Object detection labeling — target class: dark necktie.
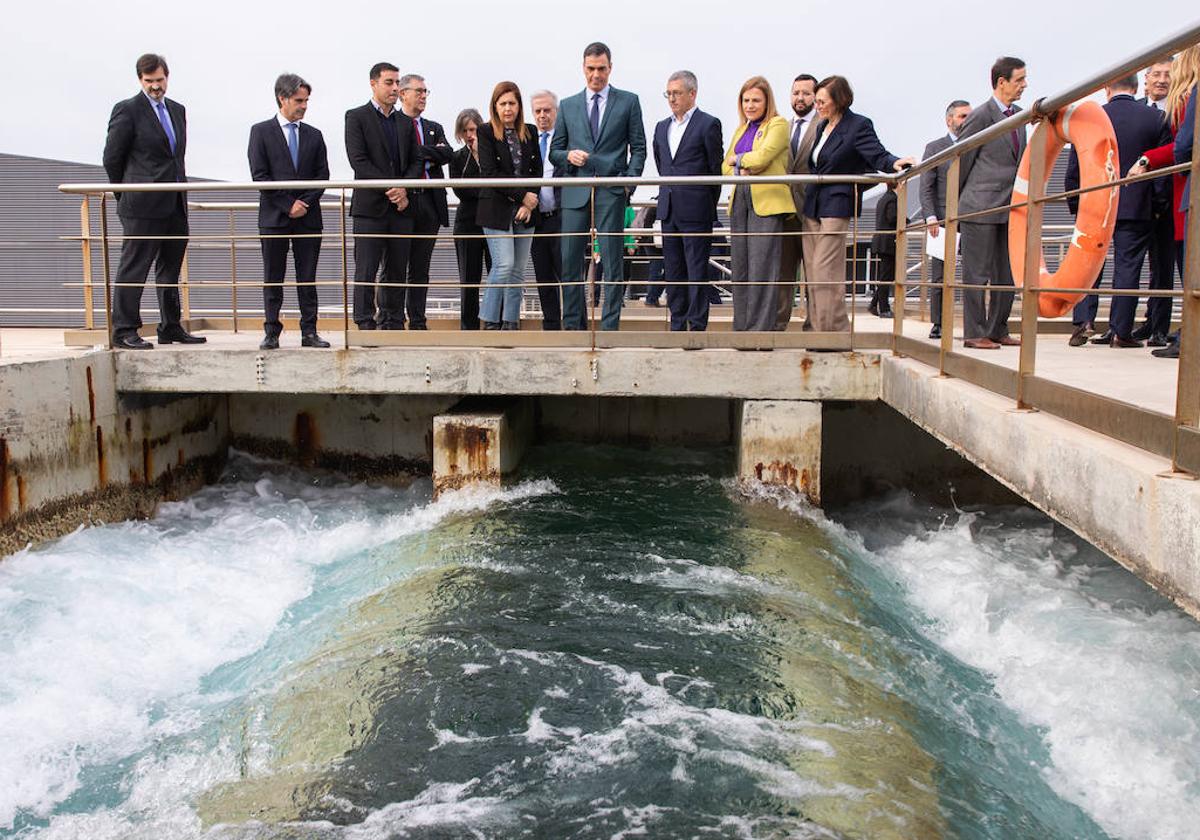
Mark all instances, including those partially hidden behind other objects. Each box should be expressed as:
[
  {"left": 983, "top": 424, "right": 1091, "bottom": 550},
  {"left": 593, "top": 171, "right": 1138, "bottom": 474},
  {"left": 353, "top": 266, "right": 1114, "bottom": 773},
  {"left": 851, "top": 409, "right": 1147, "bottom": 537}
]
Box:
[
  {"left": 1003, "top": 105, "right": 1020, "bottom": 157},
  {"left": 791, "top": 119, "right": 802, "bottom": 158},
  {"left": 155, "top": 102, "right": 176, "bottom": 154},
  {"left": 287, "top": 122, "right": 299, "bottom": 170},
  {"left": 589, "top": 93, "right": 601, "bottom": 142},
  {"left": 414, "top": 118, "right": 429, "bottom": 178}
]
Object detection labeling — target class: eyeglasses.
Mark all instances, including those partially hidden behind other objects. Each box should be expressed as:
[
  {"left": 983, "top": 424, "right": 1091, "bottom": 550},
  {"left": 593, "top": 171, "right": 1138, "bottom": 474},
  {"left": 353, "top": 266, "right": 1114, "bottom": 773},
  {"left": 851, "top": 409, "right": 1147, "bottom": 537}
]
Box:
[
  {"left": 663, "top": 91, "right": 688, "bottom": 100},
  {"left": 405, "top": 88, "right": 430, "bottom": 96}
]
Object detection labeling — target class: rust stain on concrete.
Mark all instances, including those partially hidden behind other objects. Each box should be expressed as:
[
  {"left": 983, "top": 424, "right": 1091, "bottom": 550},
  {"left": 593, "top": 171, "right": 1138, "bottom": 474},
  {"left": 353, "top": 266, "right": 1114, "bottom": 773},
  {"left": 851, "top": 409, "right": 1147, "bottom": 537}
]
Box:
[
  {"left": 0, "top": 437, "right": 9, "bottom": 521},
  {"left": 95, "top": 426, "right": 107, "bottom": 487},
  {"left": 16, "top": 475, "right": 26, "bottom": 513},
  {"left": 143, "top": 438, "right": 153, "bottom": 484},
  {"left": 293, "top": 411, "right": 319, "bottom": 465},
  {"left": 86, "top": 366, "right": 96, "bottom": 424}
]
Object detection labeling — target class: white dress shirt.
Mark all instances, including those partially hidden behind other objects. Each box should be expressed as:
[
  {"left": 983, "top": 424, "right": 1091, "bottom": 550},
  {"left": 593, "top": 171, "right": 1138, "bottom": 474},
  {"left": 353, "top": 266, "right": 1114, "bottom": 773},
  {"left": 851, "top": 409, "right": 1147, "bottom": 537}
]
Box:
[
  {"left": 1147, "top": 96, "right": 1166, "bottom": 111},
  {"left": 538, "top": 128, "right": 556, "bottom": 212},
  {"left": 667, "top": 106, "right": 697, "bottom": 157}
]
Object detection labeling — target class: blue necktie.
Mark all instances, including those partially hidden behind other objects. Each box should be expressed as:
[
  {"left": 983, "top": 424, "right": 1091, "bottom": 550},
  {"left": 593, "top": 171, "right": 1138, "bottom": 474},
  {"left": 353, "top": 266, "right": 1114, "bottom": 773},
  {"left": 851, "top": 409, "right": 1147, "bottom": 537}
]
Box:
[
  {"left": 589, "top": 93, "right": 601, "bottom": 142},
  {"left": 538, "top": 131, "right": 555, "bottom": 212},
  {"left": 287, "top": 122, "right": 299, "bottom": 170},
  {"left": 539, "top": 130, "right": 549, "bottom": 163},
  {"left": 155, "top": 102, "right": 176, "bottom": 154}
]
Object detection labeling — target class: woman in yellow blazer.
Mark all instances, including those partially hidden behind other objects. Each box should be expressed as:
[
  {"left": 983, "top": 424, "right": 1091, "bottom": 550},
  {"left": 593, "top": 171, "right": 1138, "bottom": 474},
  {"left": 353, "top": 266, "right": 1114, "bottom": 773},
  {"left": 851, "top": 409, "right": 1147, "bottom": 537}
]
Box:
[{"left": 722, "top": 76, "right": 795, "bottom": 331}]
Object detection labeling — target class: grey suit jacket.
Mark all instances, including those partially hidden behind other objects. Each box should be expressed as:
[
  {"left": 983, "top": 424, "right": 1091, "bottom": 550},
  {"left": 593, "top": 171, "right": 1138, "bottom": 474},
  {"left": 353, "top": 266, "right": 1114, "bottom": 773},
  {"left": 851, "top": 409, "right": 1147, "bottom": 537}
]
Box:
[
  {"left": 919, "top": 133, "right": 954, "bottom": 222},
  {"left": 957, "top": 99, "right": 1026, "bottom": 225},
  {"left": 785, "top": 115, "right": 820, "bottom": 213}
]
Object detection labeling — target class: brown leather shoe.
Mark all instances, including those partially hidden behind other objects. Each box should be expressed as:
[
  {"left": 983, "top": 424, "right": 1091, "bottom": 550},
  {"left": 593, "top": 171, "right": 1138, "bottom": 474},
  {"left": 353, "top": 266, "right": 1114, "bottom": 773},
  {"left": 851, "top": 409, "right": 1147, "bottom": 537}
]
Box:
[
  {"left": 963, "top": 338, "right": 1001, "bottom": 349},
  {"left": 994, "top": 336, "right": 1021, "bottom": 346},
  {"left": 1110, "top": 335, "right": 1144, "bottom": 348}
]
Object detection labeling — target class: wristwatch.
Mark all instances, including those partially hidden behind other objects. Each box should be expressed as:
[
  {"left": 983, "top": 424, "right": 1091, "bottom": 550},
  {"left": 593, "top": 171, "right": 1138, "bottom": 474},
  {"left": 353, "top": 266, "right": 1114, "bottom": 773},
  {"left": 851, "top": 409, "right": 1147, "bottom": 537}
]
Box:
[{"left": 1136, "top": 155, "right": 1150, "bottom": 169}]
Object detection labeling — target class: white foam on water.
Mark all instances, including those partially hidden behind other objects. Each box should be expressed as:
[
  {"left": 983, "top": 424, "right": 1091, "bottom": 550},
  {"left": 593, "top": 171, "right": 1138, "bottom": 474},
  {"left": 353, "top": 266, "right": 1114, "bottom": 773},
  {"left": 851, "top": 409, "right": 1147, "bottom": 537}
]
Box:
[
  {"left": 343, "top": 779, "right": 515, "bottom": 837},
  {"left": 748, "top": 483, "right": 1200, "bottom": 840},
  {"left": 0, "top": 466, "right": 559, "bottom": 831}
]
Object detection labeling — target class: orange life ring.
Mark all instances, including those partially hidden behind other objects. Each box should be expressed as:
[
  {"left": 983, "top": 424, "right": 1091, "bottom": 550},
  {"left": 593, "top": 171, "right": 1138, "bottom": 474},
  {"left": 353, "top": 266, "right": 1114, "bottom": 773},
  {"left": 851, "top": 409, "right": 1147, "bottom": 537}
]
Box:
[{"left": 1009, "top": 100, "right": 1119, "bottom": 318}]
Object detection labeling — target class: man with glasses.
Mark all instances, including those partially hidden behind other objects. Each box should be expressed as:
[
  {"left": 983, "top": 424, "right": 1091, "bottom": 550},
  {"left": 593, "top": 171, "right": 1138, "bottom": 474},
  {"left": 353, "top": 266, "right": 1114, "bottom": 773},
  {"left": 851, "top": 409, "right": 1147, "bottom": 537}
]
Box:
[
  {"left": 530, "top": 90, "right": 564, "bottom": 330},
  {"left": 653, "top": 70, "right": 723, "bottom": 331},
  {"left": 395, "top": 74, "right": 453, "bottom": 329}
]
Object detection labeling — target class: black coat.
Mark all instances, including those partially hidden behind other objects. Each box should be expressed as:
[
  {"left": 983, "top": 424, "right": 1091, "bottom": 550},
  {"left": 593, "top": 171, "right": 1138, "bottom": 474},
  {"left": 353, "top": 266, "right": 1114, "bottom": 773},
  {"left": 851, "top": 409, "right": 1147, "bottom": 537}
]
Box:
[
  {"left": 871, "top": 189, "right": 898, "bottom": 255},
  {"left": 247, "top": 118, "right": 329, "bottom": 230},
  {"left": 409, "top": 115, "right": 454, "bottom": 227},
  {"left": 450, "top": 146, "right": 484, "bottom": 231},
  {"left": 344, "top": 102, "right": 422, "bottom": 218},
  {"left": 102, "top": 93, "right": 187, "bottom": 219},
  {"left": 475, "top": 122, "right": 540, "bottom": 231}
]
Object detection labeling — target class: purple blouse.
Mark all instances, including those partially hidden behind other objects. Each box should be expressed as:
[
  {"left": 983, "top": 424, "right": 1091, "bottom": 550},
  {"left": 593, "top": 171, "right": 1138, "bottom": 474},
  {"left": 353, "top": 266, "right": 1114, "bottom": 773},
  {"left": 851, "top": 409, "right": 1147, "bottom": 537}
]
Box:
[{"left": 734, "top": 120, "right": 761, "bottom": 156}]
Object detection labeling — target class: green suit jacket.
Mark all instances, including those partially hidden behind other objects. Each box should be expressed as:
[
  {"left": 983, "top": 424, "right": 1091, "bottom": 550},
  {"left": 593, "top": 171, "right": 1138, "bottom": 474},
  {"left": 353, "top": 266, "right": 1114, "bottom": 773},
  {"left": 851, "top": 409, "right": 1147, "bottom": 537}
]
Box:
[{"left": 549, "top": 86, "right": 647, "bottom": 210}]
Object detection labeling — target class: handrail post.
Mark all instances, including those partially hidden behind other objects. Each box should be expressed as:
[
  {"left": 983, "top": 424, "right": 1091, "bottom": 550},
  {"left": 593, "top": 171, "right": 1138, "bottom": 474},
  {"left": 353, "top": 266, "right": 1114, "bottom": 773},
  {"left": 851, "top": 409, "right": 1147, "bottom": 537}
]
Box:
[
  {"left": 1017, "top": 121, "right": 1049, "bottom": 410},
  {"left": 918, "top": 234, "right": 929, "bottom": 323},
  {"left": 180, "top": 253, "right": 191, "bottom": 323},
  {"left": 341, "top": 189, "right": 350, "bottom": 350},
  {"left": 80, "top": 196, "right": 94, "bottom": 330},
  {"left": 850, "top": 184, "right": 859, "bottom": 350},
  {"left": 893, "top": 179, "right": 908, "bottom": 354},
  {"left": 99, "top": 194, "right": 114, "bottom": 349},
  {"left": 229, "top": 209, "right": 239, "bottom": 333},
  {"left": 1172, "top": 106, "right": 1200, "bottom": 472},
  {"left": 589, "top": 186, "right": 597, "bottom": 351},
  {"left": 939, "top": 158, "right": 961, "bottom": 373}
]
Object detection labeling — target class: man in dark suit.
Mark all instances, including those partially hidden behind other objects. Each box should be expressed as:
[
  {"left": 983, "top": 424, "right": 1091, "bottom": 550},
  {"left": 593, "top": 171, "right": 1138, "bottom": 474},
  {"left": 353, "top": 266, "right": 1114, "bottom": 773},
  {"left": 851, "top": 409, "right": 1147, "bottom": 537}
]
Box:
[
  {"left": 1134, "top": 58, "right": 1178, "bottom": 344},
  {"left": 779, "top": 74, "right": 819, "bottom": 330},
  {"left": 102, "top": 53, "right": 204, "bottom": 349},
  {"left": 957, "top": 56, "right": 1028, "bottom": 349},
  {"left": 345, "top": 62, "right": 422, "bottom": 330},
  {"left": 395, "top": 74, "right": 453, "bottom": 330},
  {"left": 653, "top": 70, "right": 722, "bottom": 332},
  {"left": 530, "top": 90, "right": 564, "bottom": 330},
  {"left": 550, "top": 42, "right": 647, "bottom": 331},
  {"left": 248, "top": 73, "right": 330, "bottom": 350},
  {"left": 1065, "top": 74, "right": 1173, "bottom": 348},
  {"left": 869, "top": 183, "right": 898, "bottom": 317},
  {"left": 919, "top": 99, "right": 970, "bottom": 339}
]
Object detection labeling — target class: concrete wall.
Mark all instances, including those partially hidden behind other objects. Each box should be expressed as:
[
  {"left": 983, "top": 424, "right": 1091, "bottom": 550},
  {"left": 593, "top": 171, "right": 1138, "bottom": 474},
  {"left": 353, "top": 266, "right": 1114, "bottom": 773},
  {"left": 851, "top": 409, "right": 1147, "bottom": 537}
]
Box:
[
  {"left": 537, "top": 396, "right": 735, "bottom": 446},
  {"left": 0, "top": 354, "right": 227, "bottom": 555}
]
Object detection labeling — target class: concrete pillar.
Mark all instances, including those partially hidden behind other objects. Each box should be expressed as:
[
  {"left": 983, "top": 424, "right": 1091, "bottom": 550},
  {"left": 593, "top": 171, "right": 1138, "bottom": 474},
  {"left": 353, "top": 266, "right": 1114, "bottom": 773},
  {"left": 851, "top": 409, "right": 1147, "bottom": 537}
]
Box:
[
  {"left": 737, "top": 400, "right": 822, "bottom": 504},
  {"left": 432, "top": 397, "right": 533, "bottom": 496}
]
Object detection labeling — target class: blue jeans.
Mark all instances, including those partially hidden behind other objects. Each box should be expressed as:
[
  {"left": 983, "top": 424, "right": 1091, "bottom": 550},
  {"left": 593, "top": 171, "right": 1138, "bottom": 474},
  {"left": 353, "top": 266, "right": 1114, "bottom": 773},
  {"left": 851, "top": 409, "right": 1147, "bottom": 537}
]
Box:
[{"left": 482, "top": 222, "right": 532, "bottom": 325}]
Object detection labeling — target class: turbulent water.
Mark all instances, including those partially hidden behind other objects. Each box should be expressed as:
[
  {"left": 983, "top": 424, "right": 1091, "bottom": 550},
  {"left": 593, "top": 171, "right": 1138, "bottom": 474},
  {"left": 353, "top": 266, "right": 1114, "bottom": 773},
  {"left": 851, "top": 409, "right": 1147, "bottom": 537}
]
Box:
[{"left": 1, "top": 446, "right": 1198, "bottom": 839}]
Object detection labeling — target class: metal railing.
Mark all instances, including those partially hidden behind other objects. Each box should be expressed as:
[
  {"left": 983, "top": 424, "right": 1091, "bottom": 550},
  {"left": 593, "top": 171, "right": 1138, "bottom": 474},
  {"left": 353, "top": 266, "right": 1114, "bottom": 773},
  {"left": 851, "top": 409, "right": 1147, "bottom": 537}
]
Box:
[{"left": 49, "top": 19, "right": 1200, "bottom": 474}]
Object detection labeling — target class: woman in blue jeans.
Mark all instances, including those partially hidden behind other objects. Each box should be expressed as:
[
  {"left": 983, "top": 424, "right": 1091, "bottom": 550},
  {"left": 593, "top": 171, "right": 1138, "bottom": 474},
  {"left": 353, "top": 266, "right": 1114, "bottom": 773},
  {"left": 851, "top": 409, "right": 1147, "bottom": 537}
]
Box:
[{"left": 476, "top": 81, "right": 541, "bottom": 330}]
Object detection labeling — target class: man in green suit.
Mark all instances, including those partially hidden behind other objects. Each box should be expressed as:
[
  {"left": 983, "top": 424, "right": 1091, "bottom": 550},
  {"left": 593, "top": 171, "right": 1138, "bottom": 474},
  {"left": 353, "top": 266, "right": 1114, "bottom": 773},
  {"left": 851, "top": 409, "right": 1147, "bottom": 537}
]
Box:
[{"left": 550, "top": 42, "right": 647, "bottom": 330}]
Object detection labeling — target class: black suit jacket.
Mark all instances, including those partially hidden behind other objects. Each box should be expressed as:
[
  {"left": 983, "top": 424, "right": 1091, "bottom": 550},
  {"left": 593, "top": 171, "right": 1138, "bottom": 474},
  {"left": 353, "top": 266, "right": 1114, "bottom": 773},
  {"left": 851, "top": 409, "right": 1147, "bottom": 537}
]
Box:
[
  {"left": 919, "top": 134, "right": 954, "bottom": 222},
  {"left": 450, "top": 146, "right": 485, "bottom": 230},
  {"left": 103, "top": 93, "right": 187, "bottom": 219},
  {"left": 653, "top": 109, "right": 723, "bottom": 225},
  {"left": 344, "top": 102, "right": 422, "bottom": 218},
  {"left": 408, "top": 115, "right": 453, "bottom": 226},
  {"left": 871, "top": 189, "right": 898, "bottom": 255},
  {"left": 475, "top": 123, "right": 541, "bottom": 230},
  {"left": 248, "top": 118, "right": 329, "bottom": 230},
  {"left": 804, "top": 110, "right": 898, "bottom": 219},
  {"left": 1065, "top": 94, "right": 1172, "bottom": 220}
]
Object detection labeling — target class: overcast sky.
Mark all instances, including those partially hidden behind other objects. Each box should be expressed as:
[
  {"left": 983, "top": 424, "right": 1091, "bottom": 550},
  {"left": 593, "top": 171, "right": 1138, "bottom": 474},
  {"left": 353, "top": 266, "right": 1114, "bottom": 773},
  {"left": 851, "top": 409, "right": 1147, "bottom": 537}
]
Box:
[{"left": 1, "top": 0, "right": 1196, "bottom": 183}]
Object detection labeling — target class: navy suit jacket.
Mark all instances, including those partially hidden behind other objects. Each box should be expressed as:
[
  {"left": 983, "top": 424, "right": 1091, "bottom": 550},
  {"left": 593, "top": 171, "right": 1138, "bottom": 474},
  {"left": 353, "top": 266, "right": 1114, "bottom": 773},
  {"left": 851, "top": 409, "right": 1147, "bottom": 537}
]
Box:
[
  {"left": 248, "top": 118, "right": 329, "bottom": 230},
  {"left": 653, "top": 109, "right": 723, "bottom": 226},
  {"left": 1177, "top": 86, "right": 1196, "bottom": 210},
  {"left": 102, "top": 93, "right": 187, "bottom": 219},
  {"left": 1064, "top": 94, "right": 1171, "bottom": 221},
  {"left": 804, "top": 110, "right": 898, "bottom": 219}
]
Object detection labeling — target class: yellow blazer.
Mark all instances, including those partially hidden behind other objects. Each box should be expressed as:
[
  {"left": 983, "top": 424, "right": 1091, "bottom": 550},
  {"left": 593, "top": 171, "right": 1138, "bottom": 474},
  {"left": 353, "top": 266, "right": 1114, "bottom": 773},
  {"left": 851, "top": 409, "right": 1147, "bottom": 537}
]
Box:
[{"left": 722, "top": 115, "right": 796, "bottom": 217}]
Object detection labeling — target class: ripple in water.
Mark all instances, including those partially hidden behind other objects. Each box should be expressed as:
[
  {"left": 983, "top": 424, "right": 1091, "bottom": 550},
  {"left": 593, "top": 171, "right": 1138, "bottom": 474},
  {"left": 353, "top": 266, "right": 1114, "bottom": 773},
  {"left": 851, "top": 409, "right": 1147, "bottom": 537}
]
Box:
[{"left": 0, "top": 446, "right": 1196, "bottom": 839}]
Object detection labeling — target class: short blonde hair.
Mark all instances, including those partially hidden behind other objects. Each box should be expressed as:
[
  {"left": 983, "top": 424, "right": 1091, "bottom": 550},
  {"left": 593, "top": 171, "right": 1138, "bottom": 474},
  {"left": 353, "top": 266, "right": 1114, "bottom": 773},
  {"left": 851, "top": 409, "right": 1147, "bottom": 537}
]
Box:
[{"left": 736, "top": 76, "right": 779, "bottom": 126}]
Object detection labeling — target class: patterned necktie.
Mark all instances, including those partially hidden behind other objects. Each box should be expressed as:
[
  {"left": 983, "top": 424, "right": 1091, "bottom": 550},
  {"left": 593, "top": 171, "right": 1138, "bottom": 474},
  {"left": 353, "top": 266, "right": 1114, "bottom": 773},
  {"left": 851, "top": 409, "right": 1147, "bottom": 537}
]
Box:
[
  {"left": 589, "top": 93, "right": 601, "bottom": 142},
  {"left": 791, "top": 119, "right": 802, "bottom": 158},
  {"left": 1003, "top": 106, "right": 1019, "bottom": 157},
  {"left": 155, "top": 102, "right": 176, "bottom": 154},
  {"left": 287, "top": 122, "right": 299, "bottom": 170}
]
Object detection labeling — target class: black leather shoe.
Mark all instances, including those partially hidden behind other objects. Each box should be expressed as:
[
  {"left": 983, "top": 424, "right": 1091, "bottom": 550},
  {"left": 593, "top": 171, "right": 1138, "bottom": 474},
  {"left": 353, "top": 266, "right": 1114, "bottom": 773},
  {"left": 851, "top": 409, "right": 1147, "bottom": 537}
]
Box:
[
  {"left": 409, "top": 323, "right": 429, "bottom": 331},
  {"left": 1147, "top": 332, "right": 1170, "bottom": 348},
  {"left": 301, "top": 333, "right": 330, "bottom": 348},
  {"left": 113, "top": 334, "right": 153, "bottom": 350},
  {"left": 259, "top": 335, "right": 279, "bottom": 350},
  {"left": 1130, "top": 323, "right": 1152, "bottom": 342},
  {"left": 356, "top": 321, "right": 377, "bottom": 331},
  {"left": 501, "top": 321, "right": 519, "bottom": 331},
  {"left": 1153, "top": 343, "right": 1181, "bottom": 358},
  {"left": 929, "top": 325, "right": 941, "bottom": 339},
  {"left": 1110, "top": 335, "right": 1143, "bottom": 348},
  {"left": 877, "top": 306, "right": 894, "bottom": 318},
  {"left": 867, "top": 301, "right": 880, "bottom": 317},
  {"left": 157, "top": 325, "right": 207, "bottom": 344},
  {"left": 483, "top": 321, "right": 502, "bottom": 330},
  {"left": 1089, "top": 329, "right": 1114, "bottom": 345}
]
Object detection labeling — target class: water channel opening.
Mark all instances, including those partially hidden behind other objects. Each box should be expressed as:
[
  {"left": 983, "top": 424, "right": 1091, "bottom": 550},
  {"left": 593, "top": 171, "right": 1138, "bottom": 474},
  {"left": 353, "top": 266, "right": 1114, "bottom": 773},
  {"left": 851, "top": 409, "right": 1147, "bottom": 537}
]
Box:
[{"left": 1, "top": 444, "right": 1197, "bottom": 839}]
